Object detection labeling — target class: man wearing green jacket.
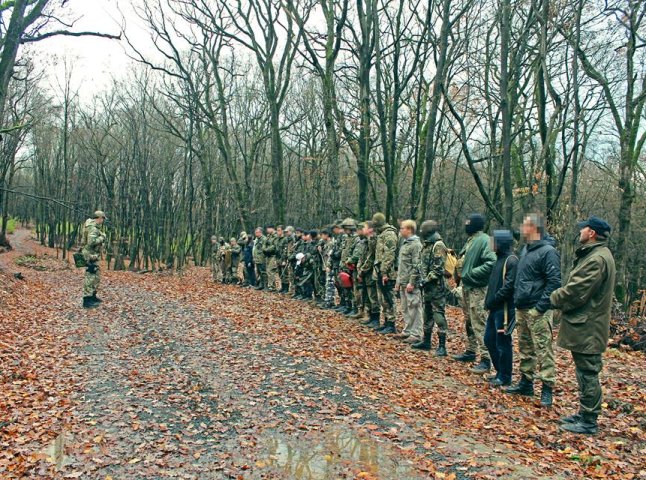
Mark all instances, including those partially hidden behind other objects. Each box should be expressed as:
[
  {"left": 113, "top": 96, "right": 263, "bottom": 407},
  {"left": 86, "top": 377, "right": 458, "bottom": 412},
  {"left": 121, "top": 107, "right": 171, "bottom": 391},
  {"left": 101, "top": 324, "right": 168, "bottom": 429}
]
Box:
[
  {"left": 551, "top": 216, "right": 616, "bottom": 435},
  {"left": 454, "top": 213, "right": 497, "bottom": 373}
]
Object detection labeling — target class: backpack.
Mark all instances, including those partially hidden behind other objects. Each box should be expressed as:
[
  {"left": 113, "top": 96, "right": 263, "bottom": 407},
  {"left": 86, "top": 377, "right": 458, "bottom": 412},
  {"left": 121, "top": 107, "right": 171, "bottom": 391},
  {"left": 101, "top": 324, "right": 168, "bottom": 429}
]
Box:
[{"left": 433, "top": 240, "right": 458, "bottom": 278}]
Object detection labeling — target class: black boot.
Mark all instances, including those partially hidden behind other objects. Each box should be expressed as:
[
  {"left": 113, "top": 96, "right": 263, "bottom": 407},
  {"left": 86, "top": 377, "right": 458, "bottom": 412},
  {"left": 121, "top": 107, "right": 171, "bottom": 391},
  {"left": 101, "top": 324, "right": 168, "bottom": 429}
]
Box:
[
  {"left": 540, "top": 383, "right": 553, "bottom": 407},
  {"left": 345, "top": 306, "right": 358, "bottom": 317},
  {"left": 506, "top": 376, "right": 534, "bottom": 396},
  {"left": 470, "top": 359, "right": 491, "bottom": 374},
  {"left": 452, "top": 351, "right": 476, "bottom": 362},
  {"left": 92, "top": 293, "right": 102, "bottom": 304},
  {"left": 280, "top": 283, "right": 290, "bottom": 294},
  {"left": 435, "top": 334, "right": 447, "bottom": 357},
  {"left": 412, "top": 331, "right": 431, "bottom": 350},
  {"left": 82, "top": 296, "right": 99, "bottom": 309},
  {"left": 560, "top": 414, "right": 598, "bottom": 435},
  {"left": 377, "top": 321, "right": 396, "bottom": 334}
]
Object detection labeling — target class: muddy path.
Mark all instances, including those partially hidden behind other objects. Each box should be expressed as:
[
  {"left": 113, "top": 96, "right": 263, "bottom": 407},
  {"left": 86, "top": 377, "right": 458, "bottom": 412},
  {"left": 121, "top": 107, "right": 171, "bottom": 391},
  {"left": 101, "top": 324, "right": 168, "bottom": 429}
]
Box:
[{"left": 1, "top": 229, "right": 643, "bottom": 479}]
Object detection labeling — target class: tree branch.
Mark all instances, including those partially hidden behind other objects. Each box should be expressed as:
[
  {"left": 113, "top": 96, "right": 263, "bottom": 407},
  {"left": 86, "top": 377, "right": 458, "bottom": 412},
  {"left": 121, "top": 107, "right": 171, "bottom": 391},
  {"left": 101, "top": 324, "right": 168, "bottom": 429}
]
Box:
[{"left": 20, "top": 30, "right": 121, "bottom": 43}]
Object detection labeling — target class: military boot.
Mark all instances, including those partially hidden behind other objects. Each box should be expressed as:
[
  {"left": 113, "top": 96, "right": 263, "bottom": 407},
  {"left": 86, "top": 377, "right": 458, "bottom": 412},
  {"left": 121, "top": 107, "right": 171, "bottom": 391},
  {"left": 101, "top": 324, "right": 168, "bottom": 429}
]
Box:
[
  {"left": 470, "top": 359, "right": 491, "bottom": 374},
  {"left": 411, "top": 331, "right": 431, "bottom": 350},
  {"left": 559, "top": 414, "right": 598, "bottom": 435},
  {"left": 82, "top": 296, "right": 99, "bottom": 309},
  {"left": 559, "top": 413, "right": 582, "bottom": 424},
  {"left": 377, "top": 321, "right": 396, "bottom": 334},
  {"left": 505, "top": 376, "right": 534, "bottom": 396},
  {"left": 435, "top": 334, "right": 447, "bottom": 357},
  {"left": 91, "top": 293, "right": 103, "bottom": 304},
  {"left": 363, "top": 312, "right": 381, "bottom": 329},
  {"left": 540, "top": 383, "right": 553, "bottom": 407},
  {"left": 345, "top": 306, "right": 358, "bottom": 317},
  {"left": 452, "top": 351, "right": 476, "bottom": 362},
  {"left": 351, "top": 308, "right": 366, "bottom": 320},
  {"left": 280, "top": 283, "right": 290, "bottom": 294}
]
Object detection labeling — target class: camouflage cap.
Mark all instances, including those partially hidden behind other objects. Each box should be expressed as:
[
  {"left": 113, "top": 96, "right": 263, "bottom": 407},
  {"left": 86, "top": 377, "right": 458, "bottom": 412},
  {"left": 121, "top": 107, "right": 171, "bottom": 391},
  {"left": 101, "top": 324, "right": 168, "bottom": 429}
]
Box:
[
  {"left": 357, "top": 221, "right": 366, "bottom": 230},
  {"left": 285, "top": 226, "right": 294, "bottom": 233},
  {"left": 341, "top": 217, "right": 357, "bottom": 229},
  {"left": 230, "top": 237, "right": 237, "bottom": 243},
  {"left": 94, "top": 210, "right": 106, "bottom": 219}
]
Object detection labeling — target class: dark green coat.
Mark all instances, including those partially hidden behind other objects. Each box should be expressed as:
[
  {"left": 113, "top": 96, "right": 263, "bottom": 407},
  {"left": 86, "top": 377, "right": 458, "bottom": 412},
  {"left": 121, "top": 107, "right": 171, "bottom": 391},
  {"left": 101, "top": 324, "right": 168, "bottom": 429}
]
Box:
[
  {"left": 460, "top": 232, "right": 496, "bottom": 290},
  {"left": 551, "top": 240, "right": 616, "bottom": 354}
]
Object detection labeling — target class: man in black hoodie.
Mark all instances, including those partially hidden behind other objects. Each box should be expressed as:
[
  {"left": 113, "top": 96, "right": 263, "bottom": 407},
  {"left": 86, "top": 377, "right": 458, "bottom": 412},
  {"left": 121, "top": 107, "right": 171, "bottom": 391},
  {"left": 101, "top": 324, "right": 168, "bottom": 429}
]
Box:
[
  {"left": 506, "top": 213, "right": 561, "bottom": 407},
  {"left": 484, "top": 230, "right": 518, "bottom": 386}
]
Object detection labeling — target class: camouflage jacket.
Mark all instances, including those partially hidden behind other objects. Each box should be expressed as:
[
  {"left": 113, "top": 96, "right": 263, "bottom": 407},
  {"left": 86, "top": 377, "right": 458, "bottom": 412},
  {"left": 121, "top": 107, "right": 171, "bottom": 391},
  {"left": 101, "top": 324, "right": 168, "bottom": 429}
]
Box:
[
  {"left": 82, "top": 218, "right": 106, "bottom": 262},
  {"left": 374, "top": 224, "right": 399, "bottom": 278},
  {"left": 357, "top": 236, "right": 376, "bottom": 277},
  {"left": 230, "top": 244, "right": 242, "bottom": 268},
  {"left": 341, "top": 233, "right": 358, "bottom": 268},
  {"left": 279, "top": 235, "right": 293, "bottom": 263},
  {"left": 321, "top": 238, "right": 334, "bottom": 267},
  {"left": 421, "top": 233, "right": 448, "bottom": 292},
  {"left": 348, "top": 235, "right": 366, "bottom": 268},
  {"left": 253, "top": 236, "right": 266, "bottom": 264},
  {"left": 263, "top": 232, "right": 279, "bottom": 257},
  {"left": 397, "top": 235, "right": 422, "bottom": 286},
  {"left": 327, "top": 234, "right": 345, "bottom": 270}
]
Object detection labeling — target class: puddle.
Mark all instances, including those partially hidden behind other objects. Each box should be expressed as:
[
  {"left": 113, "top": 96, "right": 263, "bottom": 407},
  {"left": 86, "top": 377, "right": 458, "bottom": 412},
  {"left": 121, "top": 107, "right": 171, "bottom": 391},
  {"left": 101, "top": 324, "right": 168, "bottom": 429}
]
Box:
[{"left": 253, "top": 427, "right": 424, "bottom": 479}]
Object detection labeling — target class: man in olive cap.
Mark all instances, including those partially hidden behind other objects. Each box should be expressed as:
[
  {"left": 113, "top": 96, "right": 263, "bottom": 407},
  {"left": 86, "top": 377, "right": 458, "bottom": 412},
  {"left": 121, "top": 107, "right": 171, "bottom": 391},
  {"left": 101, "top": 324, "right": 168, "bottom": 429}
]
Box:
[
  {"left": 81, "top": 210, "right": 107, "bottom": 308},
  {"left": 551, "top": 216, "right": 616, "bottom": 435}
]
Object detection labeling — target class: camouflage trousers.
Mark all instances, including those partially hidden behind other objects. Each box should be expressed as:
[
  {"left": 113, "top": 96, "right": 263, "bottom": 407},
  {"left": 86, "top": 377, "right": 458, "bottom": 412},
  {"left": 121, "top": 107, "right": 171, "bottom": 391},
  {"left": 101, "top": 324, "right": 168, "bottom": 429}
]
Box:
[
  {"left": 463, "top": 287, "right": 489, "bottom": 361},
  {"left": 266, "top": 257, "right": 280, "bottom": 290},
  {"left": 423, "top": 285, "right": 448, "bottom": 335},
  {"left": 377, "top": 278, "right": 397, "bottom": 323},
  {"left": 572, "top": 352, "right": 603, "bottom": 419},
  {"left": 350, "top": 270, "right": 361, "bottom": 310},
  {"left": 401, "top": 288, "right": 423, "bottom": 339},
  {"left": 360, "top": 278, "right": 379, "bottom": 314},
  {"left": 212, "top": 262, "right": 221, "bottom": 282},
  {"left": 325, "top": 269, "right": 337, "bottom": 303},
  {"left": 280, "top": 261, "right": 290, "bottom": 288},
  {"left": 256, "top": 263, "right": 267, "bottom": 288},
  {"left": 314, "top": 266, "right": 325, "bottom": 299},
  {"left": 83, "top": 264, "right": 101, "bottom": 297},
  {"left": 516, "top": 309, "right": 556, "bottom": 386}
]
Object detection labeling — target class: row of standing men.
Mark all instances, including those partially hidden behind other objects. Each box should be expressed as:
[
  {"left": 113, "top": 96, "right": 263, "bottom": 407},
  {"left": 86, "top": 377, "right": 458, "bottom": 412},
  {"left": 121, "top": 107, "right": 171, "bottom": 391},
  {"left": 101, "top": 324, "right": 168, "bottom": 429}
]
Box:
[{"left": 211, "top": 212, "right": 617, "bottom": 436}]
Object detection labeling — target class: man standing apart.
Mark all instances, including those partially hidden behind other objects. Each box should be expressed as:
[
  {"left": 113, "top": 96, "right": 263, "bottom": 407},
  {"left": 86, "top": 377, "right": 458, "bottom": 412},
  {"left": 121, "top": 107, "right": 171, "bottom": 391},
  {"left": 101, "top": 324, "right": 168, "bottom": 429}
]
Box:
[
  {"left": 413, "top": 220, "right": 449, "bottom": 356},
  {"left": 507, "top": 213, "right": 561, "bottom": 407},
  {"left": 551, "top": 216, "right": 615, "bottom": 434},
  {"left": 82, "top": 210, "right": 107, "bottom": 308},
  {"left": 454, "top": 213, "right": 497, "bottom": 373},
  {"left": 396, "top": 220, "right": 423, "bottom": 343},
  {"left": 372, "top": 212, "right": 399, "bottom": 334}
]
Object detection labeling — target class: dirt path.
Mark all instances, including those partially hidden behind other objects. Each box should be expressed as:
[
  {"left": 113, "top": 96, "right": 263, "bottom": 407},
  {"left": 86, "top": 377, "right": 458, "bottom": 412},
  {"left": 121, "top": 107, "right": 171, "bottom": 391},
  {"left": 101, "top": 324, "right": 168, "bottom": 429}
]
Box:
[{"left": 1, "top": 229, "right": 644, "bottom": 479}]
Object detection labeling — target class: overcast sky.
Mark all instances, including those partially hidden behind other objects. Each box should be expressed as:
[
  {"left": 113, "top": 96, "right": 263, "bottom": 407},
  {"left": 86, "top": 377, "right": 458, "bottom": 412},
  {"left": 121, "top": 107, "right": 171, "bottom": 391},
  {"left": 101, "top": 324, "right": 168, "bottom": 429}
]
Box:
[{"left": 26, "top": 0, "right": 150, "bottom": 98}]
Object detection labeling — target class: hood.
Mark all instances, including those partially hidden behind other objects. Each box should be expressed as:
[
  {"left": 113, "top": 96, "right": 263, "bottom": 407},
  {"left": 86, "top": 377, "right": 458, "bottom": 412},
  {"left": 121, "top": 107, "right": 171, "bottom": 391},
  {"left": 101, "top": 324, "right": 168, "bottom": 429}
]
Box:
[
  {"left": 493, "top": 230, "right": 514, "bottom": 254},
  {"left": 405, "top": 235, "right": 420, "bottom": 243}
]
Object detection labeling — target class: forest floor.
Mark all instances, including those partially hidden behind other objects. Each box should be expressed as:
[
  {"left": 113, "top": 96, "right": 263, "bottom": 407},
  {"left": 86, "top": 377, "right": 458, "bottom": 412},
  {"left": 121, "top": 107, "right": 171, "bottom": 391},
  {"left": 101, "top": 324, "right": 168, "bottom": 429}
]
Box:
[{"left": 0, "top": 228, "right": 644, "bottom": 479}]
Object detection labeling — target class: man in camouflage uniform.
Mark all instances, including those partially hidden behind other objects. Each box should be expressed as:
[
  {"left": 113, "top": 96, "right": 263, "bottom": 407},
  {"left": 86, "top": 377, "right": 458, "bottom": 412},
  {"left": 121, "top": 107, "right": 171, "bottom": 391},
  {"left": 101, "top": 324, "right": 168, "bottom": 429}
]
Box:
[
  {"left": 321, "top": 222, "right": 343, "bottom": 309},
  {"left": 372, "top": 212, "right": 399, "bottom": 333},
  {"left": 211, "top": 235, "right": 221, "bottom": 282},
  {"left": 228, "top": 237, "right": 242, "bottom": 284},
  {"left": 253, "top": 227, "right": 267, "bottom": 290},
  {"left": 279, "top": 226, "right": 294, "bottom": 293},
  {"left": 331, "top": 222, "right": 347, "bottom": 311},
  {"left": 340, "top": 218, "right": 359, "bottom": 315},
  {"left": 82, "top": 210, "right": 107, "bottom": 308},
  {"left": 318, "top": 228, "right": 334, "bottom": 307},
  {"left": 219, "top": 239, "right": 232, "bottom": 283},
  {"left": 412, "top": 220, "right": 449, "bottom": 356},
  {"left": 291, "top": 228, "right": 306, "bottom": 298},
  {"left": 358, "top": 221, "right": 380, "bottom": 326},
  {"left": 349, "top": 222, "right": 368, "bottom": 319},
  {"left": 263, "top": 225, "right": 280, "bottom": 291}
]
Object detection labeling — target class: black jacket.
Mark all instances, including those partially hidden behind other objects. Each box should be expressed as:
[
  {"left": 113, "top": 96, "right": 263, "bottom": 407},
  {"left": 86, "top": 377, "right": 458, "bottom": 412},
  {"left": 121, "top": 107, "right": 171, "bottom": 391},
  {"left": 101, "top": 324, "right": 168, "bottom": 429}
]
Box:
[
  {"left": 243, "top": 242, "right": 254, "bottom": 266},
  {"left": 485, "top": 251, "right": 518, "bottom": 312},
  {"left": 513, "top": 236, "right": 561, "bottom": 312}
]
